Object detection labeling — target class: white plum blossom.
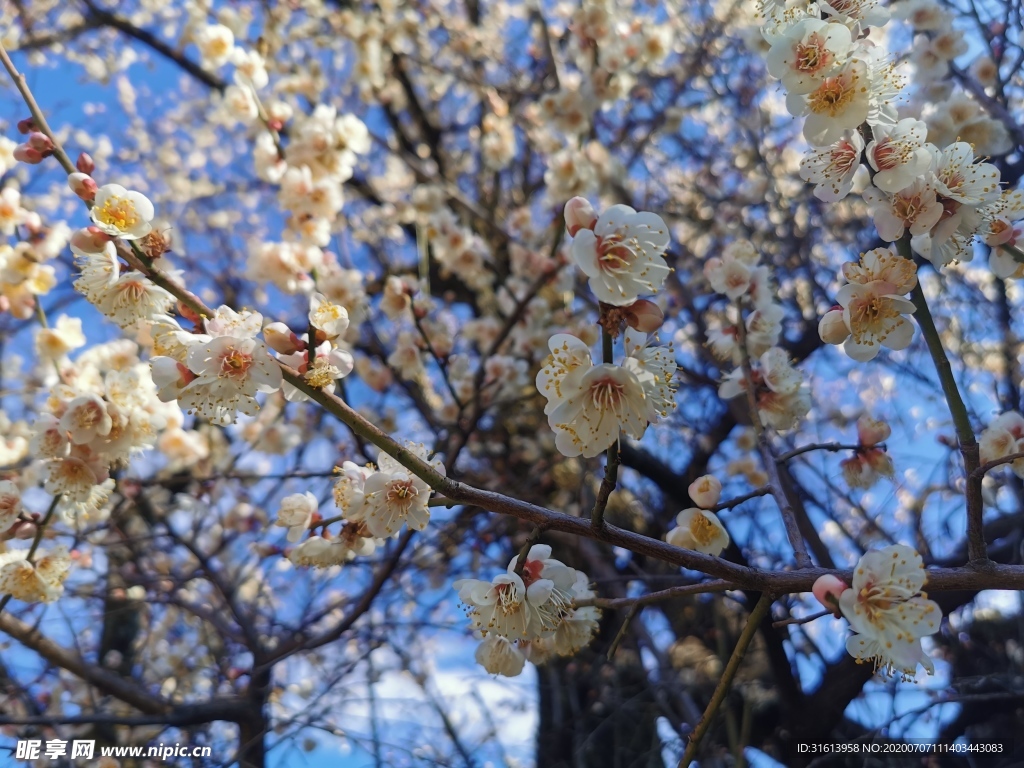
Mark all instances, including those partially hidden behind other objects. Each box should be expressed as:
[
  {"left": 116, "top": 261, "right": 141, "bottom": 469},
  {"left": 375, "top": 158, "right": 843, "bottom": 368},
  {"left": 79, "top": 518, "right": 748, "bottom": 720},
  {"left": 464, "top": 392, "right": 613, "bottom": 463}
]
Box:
[
  {"left": 361, "top": 443, "right": 443, "bottom": 538},
  {"left": 865, "top": 119, "right": 933, "bottom": 193},
  {"left": 834, "top": 248, "right": 918, "bottom": 361},
  {"left": 765, "top": 19, "right": 853, "bottom": 95},
  {"left": 788, "top": 59, "right": 871, "bottom": 146},
  {"left": 840, "top": 545, "right": 940, "bottom": 679},
  {"left": 0, "top": 480, "right": 22, "bottom": 534},
  {"left": 547, "top": 363, "right": 649, "bottom": 458},
  {"left": 0, "top": 545, "right": 71, "bottom": 604},
  {"left": 863, "top": 178, "right": 944, "bottom": 242},
  {"left": 570, "top": 204, "right": 671, "bottom": 306},
  {"left": 170, "top": 336, "right": 283, "bottom": 425},
  {"left": 275, "top": 491, "right": 319, "bottom": 543},
  {"left": 455, "top": 544, "right": 579, "bottom": 641},
  {"left": 475, "top": 635, "right": 527, "bottom": 677},
  {"left": 666, "top": 508, "right": 730, "bottom": 556},
  {"left": 799, "top": 132, "right": 865, "bottom": 202},
  {"left": 89, "top": 185, "right": 154, "bottom": 240}
]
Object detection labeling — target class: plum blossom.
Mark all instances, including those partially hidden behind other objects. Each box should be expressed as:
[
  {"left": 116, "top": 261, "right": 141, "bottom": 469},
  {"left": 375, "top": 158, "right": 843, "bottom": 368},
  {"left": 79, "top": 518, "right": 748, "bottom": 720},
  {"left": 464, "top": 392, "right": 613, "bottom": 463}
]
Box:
[
  {"left": 0, "top": 545, "right": 71, "bottom": 604},
  {"left": 863, "top": 179, "right": 944, "bottom": 242},
  {"left": 765, "top": 19, "right": 853, "bottom": 95},
  {"left": 865, "top": 119, "right": 933, "bottom": 193},
  {"left": 455, "top": 545, "right": 580, "bottom": 641},
  {"left": 89, "top": 185, "right": 154, "bottom": 240},
  {"left": 840, "top": 545, "right": 940, "bottom": 679},
  {"left": 570, "top": 204, "right": 670, "bottom": 306},
  {"left": 666, "top": 508, "right": 730, "bottom": 555},
  {"left": 361, "top": 443, "right": 443, "bottom": 538},
  {"left": 799, "top": 132, "right": 864, "bottom": 202},
  {"left": 833, "top": 248, "right": 918, "bottom": 362},
  {"left": 275, "top": 491, "right": 319, "bottom": 543}
]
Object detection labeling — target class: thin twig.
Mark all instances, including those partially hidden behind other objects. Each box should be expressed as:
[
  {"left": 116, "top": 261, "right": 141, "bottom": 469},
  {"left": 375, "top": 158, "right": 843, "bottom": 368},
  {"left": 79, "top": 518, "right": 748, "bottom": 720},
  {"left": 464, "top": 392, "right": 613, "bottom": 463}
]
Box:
[
  {"left": 896, "top": 237, "right": 984, "bottom": 562},
  {"left": 777, "top": 442, "right": 864, "bottom": 463},
  {"left": 591, "top": 327, "right": 619, "bottom": 531},
  {"left": 678, "top": 593, "right": 772, "bottom": 767},
  {"left": 0, "top": 42, "right": 77, "bottom": 175},
  {"left": 606, "top": 603, "right": 638, "bottom": 660},
  {"left": 575, "top": 579, "right": 734, "bottom": 609}
]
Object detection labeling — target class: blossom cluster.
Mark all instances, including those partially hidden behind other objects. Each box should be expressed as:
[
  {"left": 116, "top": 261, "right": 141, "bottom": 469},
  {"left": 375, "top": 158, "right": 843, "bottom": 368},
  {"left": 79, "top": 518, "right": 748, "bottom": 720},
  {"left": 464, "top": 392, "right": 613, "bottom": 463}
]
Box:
[
  {"left": 761, "top": 0, "right": 1022, "bottom": 276},
  {"left": 536, "top": 199, "right": 677, "bottom": 458},
  {"left": 455, "top": 545, "right": 600, "bottom": 677},
  {"left": 276, "top": 443, "right": 444, "bottom": 569}
]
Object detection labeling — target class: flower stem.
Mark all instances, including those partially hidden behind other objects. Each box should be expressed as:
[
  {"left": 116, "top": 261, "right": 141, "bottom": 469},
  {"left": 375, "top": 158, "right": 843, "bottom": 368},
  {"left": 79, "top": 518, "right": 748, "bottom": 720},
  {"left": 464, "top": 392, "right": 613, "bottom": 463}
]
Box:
[
  {"left": 677, "top": 592, "right": 772, "bottom": 767},
  {"left": 591, "top": 327, "right": 619, "bottom": 531},
  {"left": 896, "top": 238, "right": 985, "bottom": 561}
]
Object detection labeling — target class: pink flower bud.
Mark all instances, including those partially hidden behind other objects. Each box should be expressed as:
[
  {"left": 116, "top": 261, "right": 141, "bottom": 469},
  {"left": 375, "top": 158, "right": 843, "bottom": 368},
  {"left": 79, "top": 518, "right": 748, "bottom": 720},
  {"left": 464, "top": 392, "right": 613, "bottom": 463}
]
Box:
[
  {"left": 812, "top": 574, "right": 848, "bottom": 614},
  {"left": 624, "top": 299, "right": 665, "bottom": 333},
  {"left": 76, "top": 152, "right": 95, "bottom": 174},
  {"left": 16, "top": 118, "right": 35, "bottom": 135},
  {"left": 688, "top": 474, "right": 722, "bottom": 509},
  {"left": 264, "top": 322, "right": 304, "bottom": 355},
  {"left": 818, "top": 307, "right": 850, "bottom": 345},
  {"left": 68, "top": 172, "right": 98, "bottom": 202},
  {"left": 564, "top": 196, "right": 597, "bottom": 236},
  {"left": 13, "top": 144, "right": 43, "bottom": 164},
  {"left": 856, "top": 415, "right": 891, "bottom": 447},
  {"left": 70, "top": 226, "right": 113, "bottom": 254},
  {"left": 26, "top": 132, "right": 53, "bottom": 153},
  {"left": 13, "top": 521, "right": 37, "bottom": 540}
]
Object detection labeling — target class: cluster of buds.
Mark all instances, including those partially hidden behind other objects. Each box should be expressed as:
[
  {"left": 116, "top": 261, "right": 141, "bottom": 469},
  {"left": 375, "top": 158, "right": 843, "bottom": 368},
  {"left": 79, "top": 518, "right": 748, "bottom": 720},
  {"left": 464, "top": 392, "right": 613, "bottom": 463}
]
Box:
[
  {"left": 12, "top": 119, "right": 55, "bottom": 165},
  {"left": 67, "top": 154, "right": 99, "bottom": 203}
]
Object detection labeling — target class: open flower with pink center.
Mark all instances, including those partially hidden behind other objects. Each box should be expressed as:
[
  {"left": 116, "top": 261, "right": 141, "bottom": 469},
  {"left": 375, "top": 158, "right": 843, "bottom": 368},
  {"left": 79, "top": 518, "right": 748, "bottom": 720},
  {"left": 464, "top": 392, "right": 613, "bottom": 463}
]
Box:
[
  {"left": 865, "top": 118, "right": 933, "bottom": 194},
  {"left": 456, "top": 544, "right": 579, "bottom": 641},
  {"left": 59, "top": 394, "right": 113, "bottom": 445},
  {"left": 839, "top": 545, "right": 940, "bottom": 679},
  {"left": 177, "top": 336, "right": 283, "bottom": 424},
  {"left": 361, "top": 443, "right": 443, "bottom": 538},
  {"left": 863, "top": 178, "right": 944, "bottom": 242},
  {"left": 547, "top": 363, "right": 649, "bottom": 458},
  {"left": 570, "top": 204, "right": 670, "bottom": 306},
  {"left": 765, "top": 18, "right": 852, "bottom": 95},
  {"left": 931, "top": 141, "right": 1001, "bottom": 206},
  {"left": 799, "top": 131, "right": 864, "bottom": 202}
]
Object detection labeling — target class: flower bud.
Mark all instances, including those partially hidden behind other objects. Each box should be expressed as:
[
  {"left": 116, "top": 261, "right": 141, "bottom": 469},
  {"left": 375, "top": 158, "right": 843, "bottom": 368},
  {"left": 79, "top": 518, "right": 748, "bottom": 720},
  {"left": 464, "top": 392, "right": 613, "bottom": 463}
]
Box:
[
  {"left": 812, "top": 574, "right": 848, "bottom": 614},
  {"left": 13, "top": 521, "right": 37, "bottom": 540},
  {"left": 624, "top": 299, "right": 665, "bottom": 333},
  {"left": 16, "top": 118, "right": 35, "bottom": 135},
  {"left": 263, "top": 322, "right": 304, "bottom": 354},
  {"left": 26, "top": 132, "right": 54, "bottom": 153},
  {"left": 818, "top": 307, "right": 850, "bottom": 345},
  {"left": 68, "top": 172, "right": 98, "bottom": 202},
  {"left": 564, "top": 196, "right": 597, "bottom": 236},
  {"left": 70, "top": 226, "right": 113, "bottom": 254},
  {"left": 76, "top": 152, "right": 95, "bottom": 175},
  {"left": 13, "top": 144, "right": 43, "bottom": 164},
  {"left": 856, "top": 415, "right": 891, "bottom": 447},
  {"left": 688, "top": 474, "right": 722, "bottom": 509}
]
